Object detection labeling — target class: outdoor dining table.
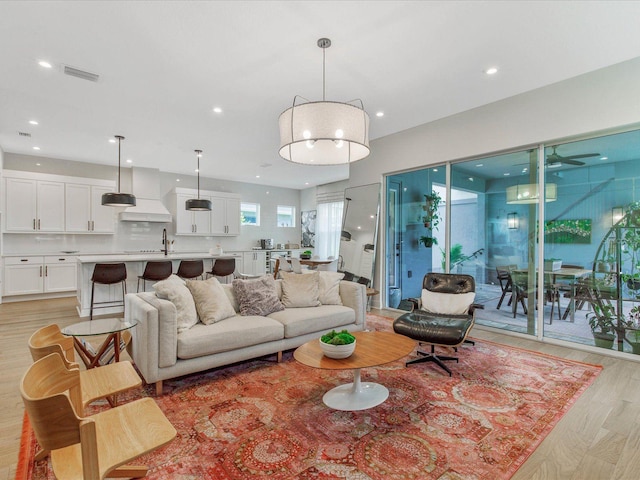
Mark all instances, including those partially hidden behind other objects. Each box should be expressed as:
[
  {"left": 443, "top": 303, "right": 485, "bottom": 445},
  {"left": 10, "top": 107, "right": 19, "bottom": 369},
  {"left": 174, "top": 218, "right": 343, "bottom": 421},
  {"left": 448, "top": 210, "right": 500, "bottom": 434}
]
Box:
[{"left": 512, "top": 267, "right": 592, "bottom": 322}]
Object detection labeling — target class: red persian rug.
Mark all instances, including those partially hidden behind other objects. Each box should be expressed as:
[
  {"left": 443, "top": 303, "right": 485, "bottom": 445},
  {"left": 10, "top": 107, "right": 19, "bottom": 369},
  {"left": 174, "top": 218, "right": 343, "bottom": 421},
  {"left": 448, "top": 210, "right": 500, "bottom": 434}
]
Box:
[{"left": 16, "top": 314, "right": 601, "bottom": 480}]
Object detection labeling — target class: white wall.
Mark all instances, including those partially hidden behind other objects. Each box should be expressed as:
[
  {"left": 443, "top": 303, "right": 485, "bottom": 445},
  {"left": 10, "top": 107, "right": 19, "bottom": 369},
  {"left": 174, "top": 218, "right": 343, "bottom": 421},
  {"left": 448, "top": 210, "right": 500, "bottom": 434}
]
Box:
[{"left": 349, "top": 56, "right": 640, "bottom": 305}]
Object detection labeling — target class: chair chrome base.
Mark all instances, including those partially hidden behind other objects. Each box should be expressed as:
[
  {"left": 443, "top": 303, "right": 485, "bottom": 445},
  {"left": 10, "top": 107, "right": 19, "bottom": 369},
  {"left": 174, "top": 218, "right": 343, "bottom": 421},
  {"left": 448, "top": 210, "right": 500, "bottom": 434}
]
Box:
[{"left": 406, "top": 345, "right": 458, "bottom": 377}]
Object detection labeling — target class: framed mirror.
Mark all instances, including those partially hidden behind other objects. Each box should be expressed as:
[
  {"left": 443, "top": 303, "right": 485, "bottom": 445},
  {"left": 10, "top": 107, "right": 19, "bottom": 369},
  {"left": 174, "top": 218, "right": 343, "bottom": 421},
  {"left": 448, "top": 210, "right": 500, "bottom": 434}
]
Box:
[{"left": 338, "top": 183, "right": 381, "bottom": 287}]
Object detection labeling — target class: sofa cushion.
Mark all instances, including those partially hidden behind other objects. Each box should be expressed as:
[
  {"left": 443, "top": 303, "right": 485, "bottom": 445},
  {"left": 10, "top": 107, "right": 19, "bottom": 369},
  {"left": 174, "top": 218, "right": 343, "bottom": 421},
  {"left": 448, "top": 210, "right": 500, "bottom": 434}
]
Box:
[
  {"left": 268, "top": 305, "right": 355, "bottom": 338},
  {"left": 177, "top": 315, "right": 284, "bottom": 358},
  {"left": 318, "top": 271, "right": 344, "bottom": 305},
  {"left": 153, "top": 275, "right": 198, "bottom": 333},
  {"left": 186, "top": 277, "right": 236, "bottom": 324},
  {"left": 280, "top": 271, "right": 321, "bottom": 308},
  {"left": 232, "top": 275, "right": 284, "bottom": 316}
]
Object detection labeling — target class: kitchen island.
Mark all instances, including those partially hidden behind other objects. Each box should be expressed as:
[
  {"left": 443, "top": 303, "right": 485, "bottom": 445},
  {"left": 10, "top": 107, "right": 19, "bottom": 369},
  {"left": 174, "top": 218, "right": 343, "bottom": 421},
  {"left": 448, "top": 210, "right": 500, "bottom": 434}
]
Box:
[{"left": 75, "top": 251, "right": 241, "bottom": 317}]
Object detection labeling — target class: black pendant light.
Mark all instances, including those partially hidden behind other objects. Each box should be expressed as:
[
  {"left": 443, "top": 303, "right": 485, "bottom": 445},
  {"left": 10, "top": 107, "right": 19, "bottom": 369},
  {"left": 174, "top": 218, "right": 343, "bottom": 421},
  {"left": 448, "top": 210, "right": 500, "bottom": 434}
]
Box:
[
  {"left": 340, "top": 197, "right": 352, "bottom": 241},
  {"left": 101, "top": 135, "right": 136, "bottom": 207},
  {"left": 185, "top": 149, "right": 211, "bottom": 211}
]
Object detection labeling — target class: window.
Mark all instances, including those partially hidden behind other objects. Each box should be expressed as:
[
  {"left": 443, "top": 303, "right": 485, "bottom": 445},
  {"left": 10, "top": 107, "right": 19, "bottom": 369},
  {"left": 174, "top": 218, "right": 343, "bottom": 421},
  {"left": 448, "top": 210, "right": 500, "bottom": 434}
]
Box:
[
  {"left": 277, "top": 205, "right": 296, "bottom": 227},
  {"left": 241, "top": 202, "right": 260, "bottom": 226}
]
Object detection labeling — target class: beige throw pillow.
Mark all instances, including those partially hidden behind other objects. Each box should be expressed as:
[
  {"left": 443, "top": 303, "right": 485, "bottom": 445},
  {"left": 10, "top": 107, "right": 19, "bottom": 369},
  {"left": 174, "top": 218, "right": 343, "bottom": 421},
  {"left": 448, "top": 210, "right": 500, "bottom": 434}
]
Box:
[
  {"left": 318, "top": 271, "right": 344, "bottom": 305},
  {"left": 153, "top": 276, "right": 198, "bottom": 333},
  {"left": 280, "top": 271, "right": 321, "bottom": 308},
  {"left": 232, "top": 275, "right": 284, "bottom": 316},
  {"left": 186, "top": 277, "right": 236, "bottom": 325},
  {"left": 421, "top": 289, "right": 476, "bottom": 315}
]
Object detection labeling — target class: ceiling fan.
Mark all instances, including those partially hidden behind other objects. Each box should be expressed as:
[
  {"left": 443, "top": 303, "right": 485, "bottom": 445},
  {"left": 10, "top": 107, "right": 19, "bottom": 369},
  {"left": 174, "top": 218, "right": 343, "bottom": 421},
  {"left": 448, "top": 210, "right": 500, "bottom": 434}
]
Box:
[{"left": 545, "top": 146, "right": 600, "bottom": 166}]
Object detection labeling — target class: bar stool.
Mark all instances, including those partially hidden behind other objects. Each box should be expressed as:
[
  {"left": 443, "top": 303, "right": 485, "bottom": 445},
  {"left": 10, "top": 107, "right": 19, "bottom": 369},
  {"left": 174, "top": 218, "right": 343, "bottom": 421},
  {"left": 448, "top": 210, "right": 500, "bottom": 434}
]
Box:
[
  {"left": 137, "top": 260, "right": 173, "bottom": 292},
  {"left": 90, "top": 263, "right": 127, "bottom": 320},
  {"left": 206, "top": 258, "right": 236, "bottom": 283},
  {"left": 176, "top": 260, "right": 204, "bottom": 280}
]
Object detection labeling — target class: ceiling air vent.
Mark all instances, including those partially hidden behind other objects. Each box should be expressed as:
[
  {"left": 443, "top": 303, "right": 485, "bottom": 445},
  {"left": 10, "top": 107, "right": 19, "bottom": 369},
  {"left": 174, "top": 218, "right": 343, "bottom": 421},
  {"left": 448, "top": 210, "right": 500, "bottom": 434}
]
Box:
[
  {"left": 63, "top": 65, "right": 100, "bottom": 82},
  {"left": 18, "top": 132, "right": 32, "bottom": 137}
]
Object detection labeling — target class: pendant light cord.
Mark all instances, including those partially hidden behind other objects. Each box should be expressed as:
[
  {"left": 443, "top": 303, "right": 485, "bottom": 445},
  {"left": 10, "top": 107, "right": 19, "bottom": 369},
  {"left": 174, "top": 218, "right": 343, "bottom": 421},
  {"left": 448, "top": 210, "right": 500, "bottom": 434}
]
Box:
[
  {"left": 195, "top": 150, "right": 202, "bottom": 199},
  {"left": 115, "top": 135, "right": 125, "bottom": 192},
  {"left": 322, "top": 45, "right": 326, "bottom": 102}
]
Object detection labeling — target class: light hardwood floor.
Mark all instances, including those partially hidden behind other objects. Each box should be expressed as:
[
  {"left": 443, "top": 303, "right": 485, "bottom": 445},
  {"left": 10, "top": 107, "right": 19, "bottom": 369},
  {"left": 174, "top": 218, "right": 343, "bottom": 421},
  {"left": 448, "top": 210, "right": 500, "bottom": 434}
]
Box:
[{"left": 2, "top": 298, "right": 640, "bottom": 479}]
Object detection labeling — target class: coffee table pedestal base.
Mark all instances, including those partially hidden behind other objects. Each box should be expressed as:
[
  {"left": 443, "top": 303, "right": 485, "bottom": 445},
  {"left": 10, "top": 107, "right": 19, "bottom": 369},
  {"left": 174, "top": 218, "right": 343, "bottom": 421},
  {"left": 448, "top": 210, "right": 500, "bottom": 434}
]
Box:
[{"left": 322, "top": 368, "right": 389, "bottom": 411}]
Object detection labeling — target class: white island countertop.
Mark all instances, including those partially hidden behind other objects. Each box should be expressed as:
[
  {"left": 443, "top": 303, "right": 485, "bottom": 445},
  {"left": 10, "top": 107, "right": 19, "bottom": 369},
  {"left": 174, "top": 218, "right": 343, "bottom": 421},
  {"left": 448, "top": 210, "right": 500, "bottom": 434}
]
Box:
[{"left": 75, "top": 251, "right": 241, "bottom": 263}]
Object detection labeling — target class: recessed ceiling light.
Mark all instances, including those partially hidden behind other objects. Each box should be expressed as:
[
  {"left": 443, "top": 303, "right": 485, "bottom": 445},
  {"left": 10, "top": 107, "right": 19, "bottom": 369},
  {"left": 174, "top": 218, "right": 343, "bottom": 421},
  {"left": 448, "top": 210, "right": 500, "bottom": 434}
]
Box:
[
  {"left": 33, "top": 146, "right": 40, "bottom": 150},
  {"left": 29, "top": 120, "right": 38, "bottom": 125},
  {"left": 504, "top": 173, "right": 510, "bottom": 176},
  {"left": 213, "top": 107, "right": 223, "bottom": 114},
  {"left": 485, "top": 67, "right": 498, "bottom": 75},
  {"left": 176, "top": 178, "right": 181, "bottom": 182},
  {"left": 475, "top": 163, "right": 483, "bottom": 167},
  {"left": 305, "top": 182, "right": 309, "bottom": 185},
  {"left": 36, "top": 163, "right": 41, "bottom": 166},
  {"left": 38, "top": 60, "right": 52, "bottom": 68},
  {"left": 126, "top": 159, "right": 133, "bottom": 164},
  {"left": 548, "top": 163, "right": 562, "bottom": 169},
  {"left": 600, "top": 156, "right": 608, "bottom": 160},
  {"left": 266, "top": 191, "right": 270, "bottom": 195},
  {"left": 433, "top": 168, "right": 438, "bottom": 172},
  {"left": 109, "top": 138, "right": 116, "bottom": 143},
  {"left": 255, "top": 175, "right": 260, "bottom": 178},
  {"left": 370, "top": 215, "right": 374, "bottom": 219},
  {"left": 194, "top": 168, "right": 199, "bottom": 172},
  {"left": 468, "top": 177, "right": 474, "bottom": 181},
  {"left": 376, "top": 111, "right": 384, "bottom": 117}
]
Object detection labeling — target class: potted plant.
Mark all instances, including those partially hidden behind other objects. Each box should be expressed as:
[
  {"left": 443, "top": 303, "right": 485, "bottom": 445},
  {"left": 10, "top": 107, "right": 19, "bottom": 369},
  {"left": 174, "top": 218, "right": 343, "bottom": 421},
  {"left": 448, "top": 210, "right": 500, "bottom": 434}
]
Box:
[
  {"left": 441, "top": 243, "right": 464, "bottom": 271},
  {"left": 587, "top": 303, "right": 617, "bottom": 349},
  {"left": 319, "top": 329, "right": 356, "bottom": 358},
  {"left": 300, "top": 250, "right": 312, "bottom": 260},
  {"left": 422, "top": 192, "right": 442, "bottom": 229},
  {"left": 419, "top": 235, "right": 438, "bottom": 248},
  {"left": 623, "top": 305, "right": 640, "bottom": 354}
]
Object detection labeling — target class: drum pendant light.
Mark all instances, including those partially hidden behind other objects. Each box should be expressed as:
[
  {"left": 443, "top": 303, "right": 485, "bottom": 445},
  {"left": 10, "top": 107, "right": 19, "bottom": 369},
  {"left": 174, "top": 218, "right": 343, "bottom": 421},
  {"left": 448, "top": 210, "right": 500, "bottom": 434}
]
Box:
[
  {"left": 185, "top": 149, "right": 212, "bottom": 211},
  {"left": 102, "top": 135, "right": 136, "bottom": 207},
  {"left": 279, "top": 38, "right": 370, "bottom": 165}
]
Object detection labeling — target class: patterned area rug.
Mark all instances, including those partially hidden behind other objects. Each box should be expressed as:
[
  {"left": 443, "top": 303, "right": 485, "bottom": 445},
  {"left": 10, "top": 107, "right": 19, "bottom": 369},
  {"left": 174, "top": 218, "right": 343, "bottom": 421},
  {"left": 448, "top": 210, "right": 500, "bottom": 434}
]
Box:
[{"left": 17, "top": 314, "right": 601, "bottom": 480}]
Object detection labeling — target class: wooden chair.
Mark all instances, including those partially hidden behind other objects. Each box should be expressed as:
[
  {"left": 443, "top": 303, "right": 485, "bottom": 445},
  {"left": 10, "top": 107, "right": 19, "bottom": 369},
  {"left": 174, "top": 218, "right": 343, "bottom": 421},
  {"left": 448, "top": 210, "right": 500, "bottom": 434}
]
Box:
[
  {"left": 495, "top": 264, "right": 517, "bottom": 310},
  {"left": 28, "top": 324, "right": 142, "bottom": 412},
  {"left": 20, "top": 353, "right": 176, "bottom": 480}
]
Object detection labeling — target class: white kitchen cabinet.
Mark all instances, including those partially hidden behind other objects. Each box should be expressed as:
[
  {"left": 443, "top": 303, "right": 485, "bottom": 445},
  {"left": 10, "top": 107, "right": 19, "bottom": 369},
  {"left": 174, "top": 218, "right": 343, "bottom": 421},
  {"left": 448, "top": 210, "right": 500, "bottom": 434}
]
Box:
[
  {"left": 211, "top": 195, "right": 241, "bottom": 236},
  {"left": 5, "top": 178, "right": 65, "bottom": 232},
  {"left": 174, "top": 193, "right": 212, "bottom": 235},
  {"left": 3, "top": 256, "right": 76, "bottom": 296},
  {"left": 65, "top": 184, "right": 115, "bottom": 233},
  {"left": 44, "top": 256, "right": 77, "bottom": 292},
  {"left": 3, "top": 257, "right": 44, "bottom": 295},
  {"left": 242, "top": 251, "right": 267, "bottom": 276}
]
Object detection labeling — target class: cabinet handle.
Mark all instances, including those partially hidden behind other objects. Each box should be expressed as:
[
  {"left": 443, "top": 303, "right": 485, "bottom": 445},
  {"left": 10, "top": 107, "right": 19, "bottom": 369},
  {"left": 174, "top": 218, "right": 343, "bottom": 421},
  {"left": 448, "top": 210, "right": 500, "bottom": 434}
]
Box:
[
  {"left": 45, "top": 266, "right": 48, "bottom": 276},
  {"left": 20, "top": 258, "right": 28, "bottom": 262},
  {"left": 39, "top": 266, "right": 43, "bottom": 277},
  {"left": 38, "top": 219, "right": 41, "bottom": 230},
  {"left": 33, "top": 219, "right": 36, "bottom": 230},
  {"left": 92, "top": 220, "right": 95, "bottom": 231}
]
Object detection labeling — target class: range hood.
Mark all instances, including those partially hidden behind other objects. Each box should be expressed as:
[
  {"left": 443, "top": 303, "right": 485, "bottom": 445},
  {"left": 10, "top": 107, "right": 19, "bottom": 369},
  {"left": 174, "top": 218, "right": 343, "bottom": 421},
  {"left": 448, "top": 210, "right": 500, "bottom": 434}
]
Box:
[{"left": 119, "top": 167, "right": 172, "bottom": 223}]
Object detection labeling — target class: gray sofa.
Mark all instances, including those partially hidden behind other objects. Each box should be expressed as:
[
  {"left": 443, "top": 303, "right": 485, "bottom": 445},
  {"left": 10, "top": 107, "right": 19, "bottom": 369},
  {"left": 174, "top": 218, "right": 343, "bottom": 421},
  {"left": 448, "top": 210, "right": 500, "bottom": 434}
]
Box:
[{"left": 125, "top": 279, "right": 367, "bottom": 394}]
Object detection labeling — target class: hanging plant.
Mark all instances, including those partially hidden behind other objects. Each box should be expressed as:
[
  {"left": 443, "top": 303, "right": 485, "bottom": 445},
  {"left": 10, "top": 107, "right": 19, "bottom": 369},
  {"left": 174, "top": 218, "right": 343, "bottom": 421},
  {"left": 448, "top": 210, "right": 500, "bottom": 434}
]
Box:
[
  {"left": 419, "top": 236, "right": 438, "bottom": 248},
  {"left": 422, "top": 191, "right": 442, "bottom": 230}
]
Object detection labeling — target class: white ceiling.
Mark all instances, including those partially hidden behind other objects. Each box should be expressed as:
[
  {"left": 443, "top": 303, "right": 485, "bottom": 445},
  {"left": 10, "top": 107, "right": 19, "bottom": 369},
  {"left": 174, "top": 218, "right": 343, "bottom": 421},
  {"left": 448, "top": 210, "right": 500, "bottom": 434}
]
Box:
[{"left": 1, "top": 1, "right": 640, "bottom": 189}]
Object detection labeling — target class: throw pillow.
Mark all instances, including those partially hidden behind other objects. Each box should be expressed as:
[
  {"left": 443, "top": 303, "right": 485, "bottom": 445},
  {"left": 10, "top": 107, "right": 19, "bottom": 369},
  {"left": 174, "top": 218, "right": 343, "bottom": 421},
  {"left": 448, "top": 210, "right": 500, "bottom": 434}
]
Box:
[
  {"left": 421, "top": 289, "right": 476, "bottom": 315},
  {"left": 153, "top": 276, "right": 198, "bottom": 333},
  {"left": 186, "top": 277, "right": 236, "bottom": 325},
  {"left": 318, "top": 271, "right": 344, "bottom": 305},
  {"left": 280, "top": 271, "right": 321, "bottom": 308},
  {"left": 232, "top": 275, "right": 284, "bottom": 316}
]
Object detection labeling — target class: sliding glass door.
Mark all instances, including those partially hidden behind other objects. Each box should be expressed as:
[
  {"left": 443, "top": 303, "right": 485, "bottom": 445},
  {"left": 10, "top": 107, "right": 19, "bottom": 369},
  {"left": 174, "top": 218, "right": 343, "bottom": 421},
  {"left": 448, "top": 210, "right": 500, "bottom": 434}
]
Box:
[{"left": 385, "top": 127, "right": 640, "bottom": 355}]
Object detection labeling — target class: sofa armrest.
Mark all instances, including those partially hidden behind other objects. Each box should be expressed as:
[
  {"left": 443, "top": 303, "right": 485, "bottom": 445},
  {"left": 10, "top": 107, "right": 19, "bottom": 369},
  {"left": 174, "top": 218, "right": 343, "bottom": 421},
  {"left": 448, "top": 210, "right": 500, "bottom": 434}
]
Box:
[
  {"left": 125, "top": 293, "right": 178, "bottom": 385},
  {"left": 338, "top": 280, "right": 367, "bottom": 326}
]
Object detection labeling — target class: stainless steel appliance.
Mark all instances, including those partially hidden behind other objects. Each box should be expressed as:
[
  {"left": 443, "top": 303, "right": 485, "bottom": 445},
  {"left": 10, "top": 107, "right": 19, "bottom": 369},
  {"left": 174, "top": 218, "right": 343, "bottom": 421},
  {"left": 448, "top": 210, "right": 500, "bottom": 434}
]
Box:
[{"left": 260, "top": 238, "right": 274, "bottom": 250}]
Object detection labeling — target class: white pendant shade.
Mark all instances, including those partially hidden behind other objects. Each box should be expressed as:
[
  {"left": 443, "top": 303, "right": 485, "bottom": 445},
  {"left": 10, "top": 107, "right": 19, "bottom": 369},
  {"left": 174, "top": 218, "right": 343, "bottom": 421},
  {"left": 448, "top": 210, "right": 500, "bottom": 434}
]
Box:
[
  {"left": 506, "top": 183, "right": 557, "bottom": 204},
  {"left": 279, "top": 101, "right": 370, "bottom": 165}
]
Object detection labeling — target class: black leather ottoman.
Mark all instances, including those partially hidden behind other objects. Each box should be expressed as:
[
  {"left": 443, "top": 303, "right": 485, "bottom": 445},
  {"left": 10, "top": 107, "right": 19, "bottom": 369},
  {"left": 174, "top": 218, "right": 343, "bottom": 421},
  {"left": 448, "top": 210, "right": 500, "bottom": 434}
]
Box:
[{"left": 393, "top": 311, "right": 474, "bottom": 376}]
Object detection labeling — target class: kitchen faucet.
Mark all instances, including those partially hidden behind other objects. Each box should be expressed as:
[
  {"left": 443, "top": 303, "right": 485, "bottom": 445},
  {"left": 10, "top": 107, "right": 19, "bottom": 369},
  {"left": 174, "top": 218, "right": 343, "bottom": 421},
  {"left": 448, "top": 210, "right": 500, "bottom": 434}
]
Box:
[{"left": 162, "top": 228, "right": 168, "bottom": 256}]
